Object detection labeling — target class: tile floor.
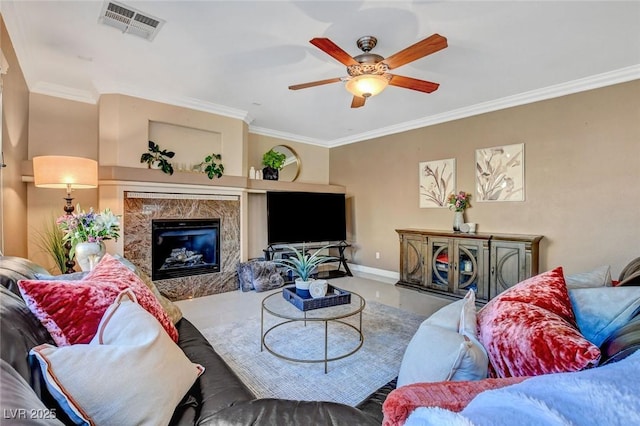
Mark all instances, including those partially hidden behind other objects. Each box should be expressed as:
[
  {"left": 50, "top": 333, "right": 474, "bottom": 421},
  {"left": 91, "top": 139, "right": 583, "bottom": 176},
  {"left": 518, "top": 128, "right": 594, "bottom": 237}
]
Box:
[{"left": 175, "top": 272, "right": 452, "bottom": 330}]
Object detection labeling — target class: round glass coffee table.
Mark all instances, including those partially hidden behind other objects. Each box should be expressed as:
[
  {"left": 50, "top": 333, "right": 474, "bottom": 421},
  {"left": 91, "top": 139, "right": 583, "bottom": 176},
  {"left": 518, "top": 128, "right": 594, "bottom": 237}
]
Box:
[{"left": 261, "top": 289, "right": 365, "bottom": 373}]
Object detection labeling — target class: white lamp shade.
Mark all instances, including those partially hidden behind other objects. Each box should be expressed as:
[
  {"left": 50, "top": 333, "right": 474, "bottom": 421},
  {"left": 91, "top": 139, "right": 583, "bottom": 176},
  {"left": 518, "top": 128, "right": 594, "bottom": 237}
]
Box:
[
  {"left": 33, "top": 156, "right": 98, "bottom": 189},
  {"left": 345, "top": 74, "right": 389, "bottom": 98}
]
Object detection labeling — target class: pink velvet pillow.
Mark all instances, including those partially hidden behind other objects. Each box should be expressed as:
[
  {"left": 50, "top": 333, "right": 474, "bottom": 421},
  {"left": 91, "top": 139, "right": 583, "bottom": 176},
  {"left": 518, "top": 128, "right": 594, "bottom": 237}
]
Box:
[
  {"left": 18, "top": 254, "right": 178, "bottom": 346},
  {"left": 477, "top": 267, "right": 600, "bottom": 378}
]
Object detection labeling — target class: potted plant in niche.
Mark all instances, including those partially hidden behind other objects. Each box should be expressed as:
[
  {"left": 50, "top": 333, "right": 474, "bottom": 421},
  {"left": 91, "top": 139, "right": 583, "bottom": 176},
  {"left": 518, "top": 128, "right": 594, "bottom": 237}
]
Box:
[
  {"left": 140, "top": 140, "right": 175, "bottom": 175},
  {"left": 261, "top": 148, "right": 286, "bottom": 181},
  {"left": 199, "top": 153, "right": 225, "bottom": 179},
  {"left": 272, "top": 244, "right": 337, "bottom": 297}
]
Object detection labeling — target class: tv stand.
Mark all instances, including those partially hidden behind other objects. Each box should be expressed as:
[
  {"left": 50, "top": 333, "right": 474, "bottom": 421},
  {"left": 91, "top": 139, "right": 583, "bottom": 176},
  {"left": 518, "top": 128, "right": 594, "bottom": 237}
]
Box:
[{"left": 263, "top": 241, "right": 353, "bottom": 281}]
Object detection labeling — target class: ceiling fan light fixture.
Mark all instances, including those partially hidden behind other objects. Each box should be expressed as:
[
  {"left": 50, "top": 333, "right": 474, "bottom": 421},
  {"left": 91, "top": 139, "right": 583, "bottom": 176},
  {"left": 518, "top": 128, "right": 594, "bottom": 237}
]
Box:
[{"left": 345, "top": 74, "right": 389, "bottom": 98}]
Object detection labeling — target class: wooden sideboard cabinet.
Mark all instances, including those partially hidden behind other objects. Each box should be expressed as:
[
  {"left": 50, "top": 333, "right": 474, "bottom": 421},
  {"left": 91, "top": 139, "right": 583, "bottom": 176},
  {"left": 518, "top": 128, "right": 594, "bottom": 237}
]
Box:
[{"left": 397, "top": 229, "right": 542, "bottom": 302}]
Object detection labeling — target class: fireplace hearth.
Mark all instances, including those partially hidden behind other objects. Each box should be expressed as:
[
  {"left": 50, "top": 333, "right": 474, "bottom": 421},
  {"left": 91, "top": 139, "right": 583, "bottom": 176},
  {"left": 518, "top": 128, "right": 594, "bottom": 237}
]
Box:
[{"left": 152, "top": 219, "right": 221, "bottom": 280}]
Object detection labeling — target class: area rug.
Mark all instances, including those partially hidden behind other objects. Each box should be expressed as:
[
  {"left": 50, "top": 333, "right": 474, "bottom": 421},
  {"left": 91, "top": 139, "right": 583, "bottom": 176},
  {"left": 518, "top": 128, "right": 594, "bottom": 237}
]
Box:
[{"left": 201, "top": 301, "right": 425, "bottom": 406}]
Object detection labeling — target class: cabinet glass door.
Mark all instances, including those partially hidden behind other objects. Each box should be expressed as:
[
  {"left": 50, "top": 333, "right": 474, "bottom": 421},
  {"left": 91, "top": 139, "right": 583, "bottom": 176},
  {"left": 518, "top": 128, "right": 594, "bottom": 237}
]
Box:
[
  {"left": 454, "top": 241, "right": 482, "bottom": 297},
  {"left": 428, "top": 238, "right": 450, "bottom": 291},
  {"left": 402, "top": 236, "right": 425, "bottom": 286}
]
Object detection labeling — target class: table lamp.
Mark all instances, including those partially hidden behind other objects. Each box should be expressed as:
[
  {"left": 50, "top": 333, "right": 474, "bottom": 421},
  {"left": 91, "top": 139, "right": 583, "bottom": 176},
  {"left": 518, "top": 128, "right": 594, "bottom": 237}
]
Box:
[{"left": 32, "top": 155, "right": 98, "bottom": 273}]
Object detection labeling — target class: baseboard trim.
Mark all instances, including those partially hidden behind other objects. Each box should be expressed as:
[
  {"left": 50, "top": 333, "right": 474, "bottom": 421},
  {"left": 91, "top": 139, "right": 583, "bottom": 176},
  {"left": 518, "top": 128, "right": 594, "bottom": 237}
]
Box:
[{"left": 347, "top": 263, "right": 399, "bottom": 284}]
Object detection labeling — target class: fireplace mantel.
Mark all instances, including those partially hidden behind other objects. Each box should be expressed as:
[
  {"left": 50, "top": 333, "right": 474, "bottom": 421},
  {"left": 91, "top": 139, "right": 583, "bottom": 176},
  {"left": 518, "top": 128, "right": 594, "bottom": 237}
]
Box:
[
  {"left": 98, "top": 166, "right": 346, "bottom": 194},
  {"left": 21, "top": 162, "right": 345, "bottom": 194}
]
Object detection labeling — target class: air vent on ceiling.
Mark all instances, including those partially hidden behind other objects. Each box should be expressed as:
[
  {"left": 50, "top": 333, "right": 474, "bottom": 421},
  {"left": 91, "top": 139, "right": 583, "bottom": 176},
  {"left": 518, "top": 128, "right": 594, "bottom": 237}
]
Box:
[{"left": 99, "top": 1, "right": 165, "bottom": 41}]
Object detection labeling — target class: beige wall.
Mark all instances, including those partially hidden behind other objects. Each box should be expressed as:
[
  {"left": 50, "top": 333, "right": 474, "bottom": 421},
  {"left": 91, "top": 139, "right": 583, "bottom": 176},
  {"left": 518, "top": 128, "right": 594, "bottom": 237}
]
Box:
[
  {"left": 248, "top": 133, "right": 329, "bottom": 183},
  {"left": 1, "top": 15, "right": 29, "bottom": 257},
  {"left": 330, "top": 80, "right": 640, "bottom": 278},
  {"left": 26, "top": 93, "right": 99, "bottom": 268},
  {"left": 247, "top": 133, "right": 331, "bottom": 258},
  {"left": 98, "top": 94, "right": 247, "bottom": 177}
]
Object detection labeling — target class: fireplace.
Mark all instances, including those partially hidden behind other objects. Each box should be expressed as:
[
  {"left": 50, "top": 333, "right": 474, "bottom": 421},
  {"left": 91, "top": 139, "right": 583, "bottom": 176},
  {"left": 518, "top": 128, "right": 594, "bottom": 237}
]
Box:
[{"left": 152, "top": 219, "right": 221, "bottom": 280}]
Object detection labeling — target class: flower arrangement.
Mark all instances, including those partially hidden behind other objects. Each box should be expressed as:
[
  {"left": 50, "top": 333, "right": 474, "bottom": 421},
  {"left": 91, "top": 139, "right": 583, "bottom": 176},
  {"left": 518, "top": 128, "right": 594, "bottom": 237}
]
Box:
[
  {"left": 447, "top": 191, "right": 472, "bottom": 212},
  {"left": 57, "top": 205, "right": 120, "bottom": 257}
]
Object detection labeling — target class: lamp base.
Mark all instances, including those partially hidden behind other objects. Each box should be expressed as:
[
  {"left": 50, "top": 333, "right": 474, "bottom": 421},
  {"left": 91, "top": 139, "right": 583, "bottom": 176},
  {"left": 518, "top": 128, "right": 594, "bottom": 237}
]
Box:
[{"left": 63, "top": 195, "right": 76, "bottom": 274}]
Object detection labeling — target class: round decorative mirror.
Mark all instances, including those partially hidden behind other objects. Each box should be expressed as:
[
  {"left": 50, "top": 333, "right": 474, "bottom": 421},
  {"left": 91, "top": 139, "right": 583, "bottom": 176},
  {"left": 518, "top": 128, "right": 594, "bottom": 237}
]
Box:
[{"left": 272, "top": 145, "right": 300, "bottom": 182}]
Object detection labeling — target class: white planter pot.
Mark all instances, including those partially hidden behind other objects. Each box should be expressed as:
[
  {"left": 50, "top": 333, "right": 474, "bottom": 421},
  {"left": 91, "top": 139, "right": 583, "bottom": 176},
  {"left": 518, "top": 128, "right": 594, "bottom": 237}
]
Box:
[
  {"left": 294, "top": 278, "right": 312, "bottom": 290},
  {"left": 294, "top": 278, "right": 313, "bottom": 297}
]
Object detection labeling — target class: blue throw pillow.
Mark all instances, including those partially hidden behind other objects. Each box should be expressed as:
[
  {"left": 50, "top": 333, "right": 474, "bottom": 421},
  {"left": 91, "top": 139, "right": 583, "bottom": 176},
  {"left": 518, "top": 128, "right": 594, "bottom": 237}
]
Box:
[{"left": 569, "top": 287, "right": 640, "bottom": 346}]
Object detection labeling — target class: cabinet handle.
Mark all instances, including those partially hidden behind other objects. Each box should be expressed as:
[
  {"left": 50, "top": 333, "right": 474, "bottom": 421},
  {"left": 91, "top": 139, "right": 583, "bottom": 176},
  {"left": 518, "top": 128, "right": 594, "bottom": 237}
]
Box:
[{"left": 491, "top": 266, "right": 495, "bottom": 275}]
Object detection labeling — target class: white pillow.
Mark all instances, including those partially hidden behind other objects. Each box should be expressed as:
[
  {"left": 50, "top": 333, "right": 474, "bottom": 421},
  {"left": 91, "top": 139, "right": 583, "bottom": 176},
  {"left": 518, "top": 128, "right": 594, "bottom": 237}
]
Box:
[
  {"left": 397, "top": 290, "right": 487, "bottom": 387},
  {"left": 565, "top": 265, "right": 612, "bottom": 289},
  {"left": 30, "top": 290, "right": 204, "bottom": 426},
  {"left": 422, "top": 297, "right": 467, "bottom": 331}
]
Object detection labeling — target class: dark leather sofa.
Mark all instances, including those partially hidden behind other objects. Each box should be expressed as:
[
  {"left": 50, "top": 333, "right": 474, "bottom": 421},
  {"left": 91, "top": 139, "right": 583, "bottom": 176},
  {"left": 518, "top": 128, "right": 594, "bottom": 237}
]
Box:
[{"left": 0, "top": 256, "right": 384, "bottom": 425}]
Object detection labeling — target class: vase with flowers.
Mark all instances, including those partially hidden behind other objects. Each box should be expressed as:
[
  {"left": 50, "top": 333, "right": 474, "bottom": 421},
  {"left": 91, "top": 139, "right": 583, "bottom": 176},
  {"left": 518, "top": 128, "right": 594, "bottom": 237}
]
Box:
[
  {"left": 447, "top": 191, "right": 471, "bottom": 232},
  {"left": 57, "top": 205, "right": 121, "bottom": 271}
]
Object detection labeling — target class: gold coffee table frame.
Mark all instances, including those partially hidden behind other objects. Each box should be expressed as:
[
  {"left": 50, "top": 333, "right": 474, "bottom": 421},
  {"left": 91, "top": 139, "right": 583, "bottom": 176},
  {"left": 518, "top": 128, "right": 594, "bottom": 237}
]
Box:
[{"left": 261, "top": 290, "right": 365, "bottom": 373}]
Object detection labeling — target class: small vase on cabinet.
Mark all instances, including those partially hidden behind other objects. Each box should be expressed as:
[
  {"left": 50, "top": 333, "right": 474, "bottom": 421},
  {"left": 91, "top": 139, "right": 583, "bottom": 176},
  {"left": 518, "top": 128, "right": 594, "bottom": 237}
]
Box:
[
  {"left": 453, "top": 211, "right": 464, "bottom": 232},
  {"left": 74, "top": 242, "right": 106, "bottom": 271}
]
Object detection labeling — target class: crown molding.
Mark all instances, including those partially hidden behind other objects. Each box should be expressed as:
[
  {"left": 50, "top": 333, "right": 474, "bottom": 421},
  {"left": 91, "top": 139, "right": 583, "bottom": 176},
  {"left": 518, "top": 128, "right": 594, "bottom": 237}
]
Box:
[
  {"left": 326, "top": 65, "right": 640, "bottom": 148},
  {"left": 30, "top": 82, "right": 98, "bottom": 104},
  {"left": 25, "top": 63, "right": 640, "bottom": 148},
  {"left": 248, "top": 125, "right": 328, "bottom": 147}
]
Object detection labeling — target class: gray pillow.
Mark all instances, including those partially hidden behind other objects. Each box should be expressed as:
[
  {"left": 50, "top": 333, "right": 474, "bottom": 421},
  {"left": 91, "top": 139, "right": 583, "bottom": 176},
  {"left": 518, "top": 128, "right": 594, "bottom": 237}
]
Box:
[
  {"left": 237, "top": 260, "right": 284, "bottom": 292},
  {"left": 565, "top": 265, "right": 611, "bottom": 289},
  {"left": 34, "top": 271, "right": 89, "bottom": 281}
]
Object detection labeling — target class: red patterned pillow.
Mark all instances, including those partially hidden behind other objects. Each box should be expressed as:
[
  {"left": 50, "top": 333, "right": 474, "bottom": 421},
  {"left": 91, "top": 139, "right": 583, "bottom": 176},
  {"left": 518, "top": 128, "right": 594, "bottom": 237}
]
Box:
[
  {"left": 18, "top": 254, "right": 178, "bottom": 346},
  {"left": 477, "top": 267, "right": 600, "bottom": 378}
]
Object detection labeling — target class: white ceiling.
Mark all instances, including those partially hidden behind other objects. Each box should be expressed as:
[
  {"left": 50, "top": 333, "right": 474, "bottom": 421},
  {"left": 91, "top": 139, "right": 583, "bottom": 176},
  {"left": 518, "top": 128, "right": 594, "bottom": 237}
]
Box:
[{"left": 2, "top": 1, "right": 640, "bottom": 147}]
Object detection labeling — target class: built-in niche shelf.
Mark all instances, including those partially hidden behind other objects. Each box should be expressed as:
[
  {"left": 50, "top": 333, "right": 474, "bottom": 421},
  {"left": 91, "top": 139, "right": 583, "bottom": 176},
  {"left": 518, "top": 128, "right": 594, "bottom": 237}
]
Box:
[
  {"left": 247, "top": 178, "right": 344, "bottom": 194},
  {"left": 21, "top": 163, "right": 345, "bottom": 194}
]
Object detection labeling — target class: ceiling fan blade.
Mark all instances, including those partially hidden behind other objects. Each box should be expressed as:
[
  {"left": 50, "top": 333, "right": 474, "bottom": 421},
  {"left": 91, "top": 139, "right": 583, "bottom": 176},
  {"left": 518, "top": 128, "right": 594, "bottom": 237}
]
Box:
[
  {"left": 351, "top": 96, "right": 366, "bottom": 108},
  {"left": 388, "top": 74, "right": 440, "bottom": 93},
  {"left": 383, "top": 34, "right": 448, "bottom": 70},
  {"left": 310, "top": 38, "right": 360, "bottom": 66},
  {"left": 288, "top": 77, "right": 343, "bottom": 90}
]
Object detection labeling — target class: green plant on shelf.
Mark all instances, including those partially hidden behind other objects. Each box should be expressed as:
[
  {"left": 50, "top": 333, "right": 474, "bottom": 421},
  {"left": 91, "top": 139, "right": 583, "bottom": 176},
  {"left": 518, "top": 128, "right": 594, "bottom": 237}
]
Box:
[
  {"left": 261, "top": 148, "right": 286, "bottom": 170},
  {"left": 140, "top": 141, "right": 175, "bottom": 175},
  {"left": 201, "top": 153, "right": 225, "bottom": 179}
]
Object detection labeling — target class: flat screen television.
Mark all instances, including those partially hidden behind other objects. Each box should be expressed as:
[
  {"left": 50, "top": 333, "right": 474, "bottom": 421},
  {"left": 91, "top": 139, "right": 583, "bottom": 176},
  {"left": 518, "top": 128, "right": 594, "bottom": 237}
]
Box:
[{"left": 266, "top": 191, "right": 347, "bottom": 245}]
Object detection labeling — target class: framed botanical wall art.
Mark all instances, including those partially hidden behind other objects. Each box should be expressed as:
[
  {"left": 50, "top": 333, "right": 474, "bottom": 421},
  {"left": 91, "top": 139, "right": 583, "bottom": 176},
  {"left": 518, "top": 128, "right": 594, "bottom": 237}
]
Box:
[
  {"left": 419, "top": 158, "right": 455, "bottom": 208},
  {"left": 475, "top": 143, "right": 525, "bottom": 202}
]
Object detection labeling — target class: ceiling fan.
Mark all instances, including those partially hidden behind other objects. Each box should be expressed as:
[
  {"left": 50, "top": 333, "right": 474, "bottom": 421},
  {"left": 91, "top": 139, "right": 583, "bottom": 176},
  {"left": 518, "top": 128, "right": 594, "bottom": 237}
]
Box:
[{"left": 289, "top": 34, "right": 447, "bottom": 108}]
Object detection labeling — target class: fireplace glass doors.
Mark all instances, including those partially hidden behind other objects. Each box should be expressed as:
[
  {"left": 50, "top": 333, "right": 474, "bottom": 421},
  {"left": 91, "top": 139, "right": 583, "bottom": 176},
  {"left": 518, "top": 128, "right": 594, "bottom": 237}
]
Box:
[{"left": 152, "top": 219, "right": 220, "bottom": 280}]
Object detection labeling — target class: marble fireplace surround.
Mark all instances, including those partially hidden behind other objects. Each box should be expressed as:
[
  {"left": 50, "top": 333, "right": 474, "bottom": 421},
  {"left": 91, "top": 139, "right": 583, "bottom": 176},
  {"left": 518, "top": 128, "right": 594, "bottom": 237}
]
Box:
[{"left": 99, "top": 180, "right": 248, "bottom": 301}]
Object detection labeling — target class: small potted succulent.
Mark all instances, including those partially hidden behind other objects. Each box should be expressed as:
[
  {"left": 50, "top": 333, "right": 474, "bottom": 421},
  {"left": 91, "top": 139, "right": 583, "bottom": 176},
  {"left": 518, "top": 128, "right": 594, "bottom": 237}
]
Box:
[
  {"left": 261, "top": 148, "right": 286, "bottom": 181},
  {"left": 272, "top": 244, "right": 337, "bottom": 297},
  {"left": 140, "top": 141, "right": 175, "bottom": 175}
]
